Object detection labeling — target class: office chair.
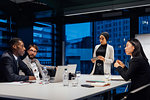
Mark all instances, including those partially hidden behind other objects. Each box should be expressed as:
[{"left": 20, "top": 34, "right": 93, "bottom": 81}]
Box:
[{"left": 121, "top": 83, "right": 150, "bottom": 100}]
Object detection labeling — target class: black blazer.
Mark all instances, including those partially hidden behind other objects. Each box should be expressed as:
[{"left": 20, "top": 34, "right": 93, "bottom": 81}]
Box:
[
  {"left": 0, "top": 51, "right": 33, "bottom": 82},
  {"left": 116, "top": 56, "right": 150, "bottom": 91}
]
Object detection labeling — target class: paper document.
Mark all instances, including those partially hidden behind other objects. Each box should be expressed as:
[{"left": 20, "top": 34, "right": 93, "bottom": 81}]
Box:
[
  {"left": 111, "top": 75, "right": 124, "bottom": 81},
  {"left": 90, "top": 82, "right": 110, "bottom": 87}
]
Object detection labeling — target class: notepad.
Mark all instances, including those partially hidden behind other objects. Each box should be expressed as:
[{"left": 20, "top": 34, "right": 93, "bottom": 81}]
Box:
[
  {"left": 111, "top": 76, "right": 124, "bottom": 81},
  {"left": 90, "top": 82, "right": 110, "bottom": 87},
  {"left": 86, "top": 80, "right": 105, "bottom": 83}
]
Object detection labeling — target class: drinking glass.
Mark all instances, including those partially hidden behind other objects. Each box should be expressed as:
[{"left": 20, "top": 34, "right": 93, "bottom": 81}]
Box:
[
  {"left": 71, "top": 77, "right": 78, "bottom": 87},
  {"left": 104, "top": 72, "right": 111, "bottom": 81},
  {"left": 42, "top": 76, "right": 50, "bottom": 84},
  {"left": 76, "top": 71, "right": 81, "bottom": 78},
  {"left": 76, "top": 71, "right": 81, "bottom": 84}
]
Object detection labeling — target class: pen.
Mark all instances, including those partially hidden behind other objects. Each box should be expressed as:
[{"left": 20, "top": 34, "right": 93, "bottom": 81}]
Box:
[{"left": 86, "top": 80, "right": 105, "bottom": 83}]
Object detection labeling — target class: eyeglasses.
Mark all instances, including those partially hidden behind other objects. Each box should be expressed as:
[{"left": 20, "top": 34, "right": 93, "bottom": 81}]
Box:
[{"left": 29, "top": 49, "right": 37, "bottom": 53}]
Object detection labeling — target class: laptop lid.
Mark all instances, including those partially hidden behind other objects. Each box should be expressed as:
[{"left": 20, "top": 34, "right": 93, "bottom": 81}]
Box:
[
  {"left": 51, "top": 66, "right": 68, "bottom": 83},
  {"left": 50, "top": 64, "right": 77, "bottom": 83},
  {"left": 67, "top": 64, "right": 77, "bottom": 74}
]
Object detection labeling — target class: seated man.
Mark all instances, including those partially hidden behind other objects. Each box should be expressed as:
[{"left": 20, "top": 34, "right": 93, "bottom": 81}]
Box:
[
  {"left": 20, "top": 44, "right": 56, "bottom": 80},
  {"left": 0, "top": 38, "right": 36, "bottom": 82}
]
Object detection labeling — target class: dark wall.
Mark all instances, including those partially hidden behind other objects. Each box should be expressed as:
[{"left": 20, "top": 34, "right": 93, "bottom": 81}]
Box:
[{"left": 15, "top": 14, "right": 33, "bottom": 50}]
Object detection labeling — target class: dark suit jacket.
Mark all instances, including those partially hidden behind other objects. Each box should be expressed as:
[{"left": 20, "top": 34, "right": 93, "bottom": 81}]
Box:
[
  {"left": 0, "top": 51, "right": 34, "bottom": 82},
  {"left": 116, "top": 56, "right": 150, "bottom": 91}
]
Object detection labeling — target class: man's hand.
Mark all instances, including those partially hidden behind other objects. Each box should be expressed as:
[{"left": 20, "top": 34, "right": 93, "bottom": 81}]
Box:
[{"left": 29, "top": 76, "right": 36, "bottom": 80}]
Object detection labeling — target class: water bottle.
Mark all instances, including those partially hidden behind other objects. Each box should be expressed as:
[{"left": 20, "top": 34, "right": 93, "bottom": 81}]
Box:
[
  {"left": 42, "top": 67, "right": 48, "bottom": 84},
  {"left": 63, "top": 68, "right": 69, "bottom": 86}
]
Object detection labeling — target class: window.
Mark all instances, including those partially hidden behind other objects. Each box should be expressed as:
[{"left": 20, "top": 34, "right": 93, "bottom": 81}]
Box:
[
  {"left": 32, "top": 10, "right": 59, "bottom": 66},
  {"left": 94, "top": 18, "right": 130, "bottom": 75},
  {"left": 139, "top": 16, "right": 150, "bottom": 34},
  {"left": 0, "top": 16, "right": 16, "bottom": 55},
  {"left": 118, "top": 50, "right": 121, "bottom": 54},
  {"left": 33, "top": 22, "right": 53, "bottom": 65},
  {"left": 65, "top": 22, "right": 93, "bottom": 74}
]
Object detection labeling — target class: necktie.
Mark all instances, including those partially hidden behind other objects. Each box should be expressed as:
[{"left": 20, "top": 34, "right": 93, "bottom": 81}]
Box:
[
  {"left": 16, "top": 59, "right": 19, "bottom": 67},
  {"left": 15, "top": 59, "right": 19, "bottom": 74}
]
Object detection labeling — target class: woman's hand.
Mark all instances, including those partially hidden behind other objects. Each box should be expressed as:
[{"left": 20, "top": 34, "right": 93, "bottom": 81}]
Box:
[
  {"left": 114, "top": 60, "right": 125, "bottom": 68},
  {"left": 116, "top": 60, "right": 125, "bottom": 68},
  {"left": 97, "top": 56, "right": 105, "bottom": 62},
  {"left": 91, "top": 59, "right": 96, "bottom": 63},
  {"left": 114, "top": 61, "right": 120, "bottom": 68}
]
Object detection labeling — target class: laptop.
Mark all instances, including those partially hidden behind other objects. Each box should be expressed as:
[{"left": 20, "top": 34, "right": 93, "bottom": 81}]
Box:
[
  {"left": 50, "top": 66, "right": 67, "bottom": 83},
  {"left": 67, "top": 64, "right": 77, "bottom": 74},
  {"left": 50, "top": 64, "right": 77, "bottom": 83}
]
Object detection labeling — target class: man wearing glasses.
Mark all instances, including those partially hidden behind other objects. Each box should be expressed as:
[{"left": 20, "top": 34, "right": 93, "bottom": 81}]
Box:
[{"left": 20, "top": 44, "right": 56, "bottom": 80}]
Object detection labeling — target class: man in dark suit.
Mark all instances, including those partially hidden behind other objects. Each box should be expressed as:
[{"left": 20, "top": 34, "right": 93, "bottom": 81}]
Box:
[{"left": 0, "top": 38, "right": 36, "bottom": 82}]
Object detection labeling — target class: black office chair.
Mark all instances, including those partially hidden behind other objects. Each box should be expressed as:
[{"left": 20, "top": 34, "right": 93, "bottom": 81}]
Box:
[{"left": 121, "top": 83, "right": 150, "bottom": 100}]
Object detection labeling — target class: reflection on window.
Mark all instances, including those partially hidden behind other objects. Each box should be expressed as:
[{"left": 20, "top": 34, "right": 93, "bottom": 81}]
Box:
[
  {"left": 139, "top": 16, "right": 150, "bottom": 34},
  {"left": 0, "top": 16, "right": 16, "bottom": 56},
  {"left": 33, "top": 22, "right": 53, "bottom": 66},
  {"left": 94, "top": 18, "right": 130, "bottom": 75},
  {"left": 65, "top": 22, "right": 93, "bottom": 74}
]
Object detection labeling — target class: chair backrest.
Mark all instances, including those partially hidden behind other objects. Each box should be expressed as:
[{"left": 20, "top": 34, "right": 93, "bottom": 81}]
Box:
[{"left": 127, "top": 83, "right": 150, "bottom": 100}]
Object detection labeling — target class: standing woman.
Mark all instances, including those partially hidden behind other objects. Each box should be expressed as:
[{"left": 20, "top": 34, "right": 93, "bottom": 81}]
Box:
[
  {"left": 91, "top": 32, "right": 114, "bottom": 75},
  {"left": 114, "top": 39, "right": 150, "bottom": 99}
]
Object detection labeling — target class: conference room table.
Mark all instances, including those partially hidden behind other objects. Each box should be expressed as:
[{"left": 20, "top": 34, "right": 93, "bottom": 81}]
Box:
[{"left": 0, "top": 75, "right": 130, "bottom": 100}]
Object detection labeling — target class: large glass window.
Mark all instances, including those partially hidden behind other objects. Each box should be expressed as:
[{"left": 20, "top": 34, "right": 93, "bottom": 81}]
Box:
[
  {"left": 33, "top": 23, "right": 58, "bottom": 66},
  {"left": 33, "top": 10, "right": 58, "bottom": 66},
  {"left": 65, "top": 22, "right": 93, "bottom": 74},
  {"left": 0, "top": 16, "right": 16, "bottom": 56},
  {"left": 139, "top": 16, "right": 150, "bottom": 34},
  {"left": 33, "top": 22, "right": 53, "bottom": 65},
  {"left": 94, "top": 18, "right": 130, "bottom": 74}
]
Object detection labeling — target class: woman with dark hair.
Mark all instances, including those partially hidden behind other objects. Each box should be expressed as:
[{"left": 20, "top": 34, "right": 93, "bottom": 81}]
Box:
[
  {"left": 91, "top": 32, "right": 114, "bottom": 100},
  {"left": 114, "top": 39, "right": 150, "bottom": 99},
  {"left": 91, "top": 32, "right": 114, "bottom": 75}
]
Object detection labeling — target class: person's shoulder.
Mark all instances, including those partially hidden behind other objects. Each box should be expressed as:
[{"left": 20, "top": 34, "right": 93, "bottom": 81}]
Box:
[
  {"left": 107, "top": 44, "right": 113, "bottom": 47},
  {"left": 95, "top": 44, "right": 100, "bottom": 47},
  {"left": 131, "top": 56, "right": 145, "bottom": 63},
  {"left": 107, "top": 44, "right": 114, "bottom": 50},
  {"left": 1, "top": 51, "right": 11, "bottom": 58},
  {"left": 95, "top": 44, "right": 101, "bottom": 48},
  {"left": 23, "top": 55, "right": 28, "bottom": 60},
  {"left": 0, "top": 51, "right": 13, "bottom": 62},
  {"left": 131, "top": 57, "right": 150, "bottom": 68},
  {"left": 34, "top": 58, "right": 40, "bottom": 62}
]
